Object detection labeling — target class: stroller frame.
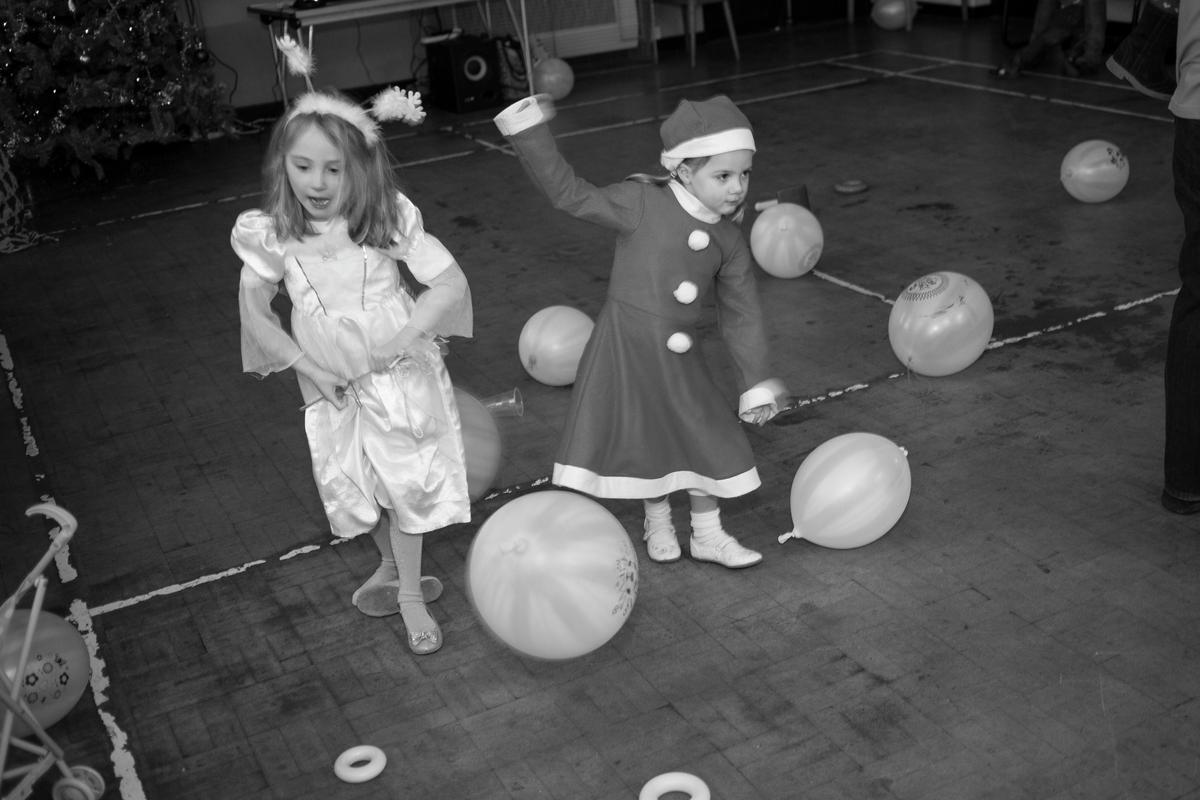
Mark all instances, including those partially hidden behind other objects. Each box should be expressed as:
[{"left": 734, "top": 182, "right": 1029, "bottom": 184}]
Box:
[{"left": 1, "top": 504, "right": 105, "bottom": 800}]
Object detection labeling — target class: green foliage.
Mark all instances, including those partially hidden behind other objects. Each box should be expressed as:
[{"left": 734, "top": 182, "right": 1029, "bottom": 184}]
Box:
[{"left": 0, "top": 0, "right": 236, "bottom": 178}]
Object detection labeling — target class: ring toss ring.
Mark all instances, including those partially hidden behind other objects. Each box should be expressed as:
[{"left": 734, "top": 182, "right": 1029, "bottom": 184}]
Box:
[
  {"left": 639, "top": 771, "right": 711, "bottom": 800},
  {"left": 334, "top": 744, "right": 387, "bottom": 783}
]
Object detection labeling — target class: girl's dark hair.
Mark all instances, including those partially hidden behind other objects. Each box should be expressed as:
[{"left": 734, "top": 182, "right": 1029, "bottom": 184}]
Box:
[
  {"left": 625, "top": 155, "right": 711, "bottom": 187},
  {"left": 261, "top": 95, "right": 405, "bottom": 248},
  {"left": 626, "top": 155, "right": 745, "bottom": 221}
]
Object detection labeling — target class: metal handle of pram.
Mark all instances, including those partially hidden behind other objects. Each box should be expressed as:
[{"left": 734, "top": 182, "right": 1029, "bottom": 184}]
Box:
[{"left": 0, "top": 504, "right": 77, "bottom": 641}]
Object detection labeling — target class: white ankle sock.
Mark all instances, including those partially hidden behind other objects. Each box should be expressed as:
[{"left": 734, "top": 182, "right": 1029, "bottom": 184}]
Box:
[
  {"left": 690, "top": 508, "right": 724, "bottom": 542},
  {"left": 644, "top": 497, "right": 673, "bottom": 528}
]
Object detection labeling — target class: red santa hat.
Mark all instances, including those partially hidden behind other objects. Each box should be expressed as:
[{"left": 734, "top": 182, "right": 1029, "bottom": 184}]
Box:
[{"left": 660, "top": 95, "right": 755, "bottom": 173}]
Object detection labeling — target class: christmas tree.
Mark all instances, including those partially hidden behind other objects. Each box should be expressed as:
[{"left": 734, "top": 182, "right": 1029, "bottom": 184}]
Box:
[{"left": 0, "top": 0, "right": 236, "bottom": 180}]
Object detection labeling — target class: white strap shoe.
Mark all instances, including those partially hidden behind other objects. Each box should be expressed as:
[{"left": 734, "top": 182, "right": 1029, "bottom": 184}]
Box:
[
  {"left": 643, "top": 519, "right": 682, "bottom": 563},
  {"left": 689, "top": 531, "right": 762, "bottom": 569}
]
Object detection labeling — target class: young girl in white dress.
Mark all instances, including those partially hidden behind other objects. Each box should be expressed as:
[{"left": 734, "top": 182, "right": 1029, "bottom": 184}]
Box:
[
  {"left": 494, "top": 94, "right": 784, "bottom": 569},
  {"left": 234, "top": 87, "right": 471, "bottom": 654}
]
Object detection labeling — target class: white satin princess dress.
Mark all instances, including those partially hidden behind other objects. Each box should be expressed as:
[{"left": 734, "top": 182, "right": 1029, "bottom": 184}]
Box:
[{"left": 234, "top": 192, "right": 474, "bottom": 538}]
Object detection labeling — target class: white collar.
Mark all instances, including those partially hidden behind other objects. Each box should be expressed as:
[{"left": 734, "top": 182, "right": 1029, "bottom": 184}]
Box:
[{"left": 668, "top": 181, "right": 720, "bottom": 223}]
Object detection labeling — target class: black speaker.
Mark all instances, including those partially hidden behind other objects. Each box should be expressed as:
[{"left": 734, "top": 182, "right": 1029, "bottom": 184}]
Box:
[{"left": 426, "top": 35, "right": 503, "bottom": 113}]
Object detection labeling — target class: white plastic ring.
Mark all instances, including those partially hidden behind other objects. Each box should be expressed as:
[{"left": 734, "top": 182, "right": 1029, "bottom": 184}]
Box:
[
  {"left": 639, "top": 771, "right": 711, "bottom": 800},
  {"left": 334, "top": 745, "right": 387, "bottom": 784}
]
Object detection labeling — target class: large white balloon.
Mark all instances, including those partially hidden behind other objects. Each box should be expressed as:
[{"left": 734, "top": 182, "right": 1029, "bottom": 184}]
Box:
[
  {"left": 779, "top": 432, "right": 911, "bottom": 549},
  {"left": 466, "top": 490, "right": 638, "bottom": 659},
  {"left": 518, "top": 305, "right": 594, "bottom": 386},
  {"left": 888, "top": 271, "right": 993, "bottom": 377}
]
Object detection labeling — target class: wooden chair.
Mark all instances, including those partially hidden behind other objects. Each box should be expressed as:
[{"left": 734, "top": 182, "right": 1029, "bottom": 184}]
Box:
[{"left": 654, "top": 0, "right": 740, "bottom": 67}]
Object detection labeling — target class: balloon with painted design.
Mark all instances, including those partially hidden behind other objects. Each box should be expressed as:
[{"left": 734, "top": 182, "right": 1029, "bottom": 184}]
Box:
[
  {"left": 888, "top": 271, "right": 993, "bottom": 376},
  {"left": 1061, "top": 140, "right": 1129, "bottom": 203},
  {"left": 0, "top": 610, "right": 90, "bottom": 735}
]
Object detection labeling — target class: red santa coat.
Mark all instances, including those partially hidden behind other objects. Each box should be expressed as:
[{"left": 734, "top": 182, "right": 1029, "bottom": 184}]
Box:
[{"left": 506, "top": 122, "right": 776, "bottom": 499}]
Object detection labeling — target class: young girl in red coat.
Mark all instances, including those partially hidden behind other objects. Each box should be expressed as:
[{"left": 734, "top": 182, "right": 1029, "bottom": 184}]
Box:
[{"left": 494, "top": 93, "right": 784, "bottom": 568}]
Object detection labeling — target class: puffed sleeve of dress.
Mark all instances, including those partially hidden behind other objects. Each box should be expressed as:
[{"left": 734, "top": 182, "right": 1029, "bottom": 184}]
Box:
[
  {"left": 382, "top": 192, "right": 473, "bottom": 340},
  {"left": 495, "top": 97, "right": 643, "bottom": 233},
  {"left": 232, "top": 210, "right": 304, "bottom": 377}
]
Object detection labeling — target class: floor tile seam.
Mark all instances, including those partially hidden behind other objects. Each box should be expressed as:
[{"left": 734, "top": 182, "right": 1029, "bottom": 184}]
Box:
[
  {"left": 841, "top": 49, "right": 1174, "bottom": 124},
  {"left": 898, "top": 70, "right": 1175, "bottom": 124}
]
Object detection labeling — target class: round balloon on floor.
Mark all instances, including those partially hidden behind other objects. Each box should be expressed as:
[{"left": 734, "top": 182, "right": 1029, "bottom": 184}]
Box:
[
  {"left": 466, "top": 490, "right": 638, "bottom": 660},
  {"left": 0, "top": 610, "right": 90, "bottom": 736},
  {"left": 871, "top": 0, "right": 911, "bottom": 30},
  {"left": 518, "top": 305, "right": 594, "bottom": 386},
  {"left": 888, "top": 271, "right": 994, "bottom": 376},
  {"left": 750, "top": 202, "right": 823, "bottom": 279},
  {"left": 453, "top": 388, "right": 502, "bottom": 502},
  {"left": 1060, "top": 139, "right": 1129, "bottom": 203},
  {"left": 780, "top": 432, "right": 911, "bottom": 549}
]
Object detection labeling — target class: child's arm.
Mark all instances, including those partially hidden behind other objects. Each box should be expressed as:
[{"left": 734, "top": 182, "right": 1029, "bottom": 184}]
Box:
[
  {"left": 234, "top": 211, "right": 347, "bottom": 407},
  {"left": 374, "top": 197, "right": 473, "bottom": 370},
  {"left": 372, "top": 261, "right": 470, "bottom": 371},
  {"left": 714, "top": 237, "right": 785, "bottom": 424},
  {"left": 493, "top": 95, "right": 642, "bottom": 232}
]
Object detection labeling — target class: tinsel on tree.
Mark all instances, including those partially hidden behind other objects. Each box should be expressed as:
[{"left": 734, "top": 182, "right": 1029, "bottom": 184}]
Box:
[{"left": 0, "top": 0, "right": 236, "bottom": 179}]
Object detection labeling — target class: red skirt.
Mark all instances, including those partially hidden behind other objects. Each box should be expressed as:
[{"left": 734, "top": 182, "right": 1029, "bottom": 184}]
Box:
[{"left": 553, "top": 298, "right": 760, "bottom": 499}]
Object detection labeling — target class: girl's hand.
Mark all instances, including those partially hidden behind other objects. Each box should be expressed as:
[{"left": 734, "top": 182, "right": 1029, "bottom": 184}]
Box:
[
  {"left": 743, "top": 404, "right": 775, "bottom": 426},
  {"left": 295, "top": 355, "right": 347, "bottom": 409},
  {"left": 312, "top": 373, "right": 347, "bottom": 409},
  {"left": 370, "top": 326, "right": 426, "bottom": 372}
]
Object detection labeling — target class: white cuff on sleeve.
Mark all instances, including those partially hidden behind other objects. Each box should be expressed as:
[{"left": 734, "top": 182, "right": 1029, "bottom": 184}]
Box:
[
  {"left": 493, "top": 94, "right": 552, "bottom": 136},
  {"left": 738, "top": 384, "right": 779, "bottom": 420}
]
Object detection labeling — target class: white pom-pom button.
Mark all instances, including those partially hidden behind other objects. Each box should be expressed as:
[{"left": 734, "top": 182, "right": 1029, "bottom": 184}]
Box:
[
  {"left": 673, "top": 281, "right": 698, "bottom": 304},
  {"left": 667, "top": 332, "right": 693, "bottom": 353},
  {"left": 687, "top": 230, "right": 710, "bottom": 251}
]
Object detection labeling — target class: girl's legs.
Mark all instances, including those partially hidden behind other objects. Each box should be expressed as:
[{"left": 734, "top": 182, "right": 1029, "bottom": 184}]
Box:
[
  {"left": 380, "top": 511, "right": 442, "bottom": 654},
  {"left": 352, "top": 521, "right": 442, "bottom": 617},
  {"left": 687, "top": 491, "right": 762, "bottom": 569},
  {"left": 642, "top": 495, "right": 681, "bottom": 563},
  {"left": 352, "top": 522, "right": 398, "bottom": 608}
]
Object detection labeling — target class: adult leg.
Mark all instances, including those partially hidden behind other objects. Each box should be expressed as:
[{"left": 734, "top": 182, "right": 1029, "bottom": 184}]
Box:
[
  {"left": 1067, "top": 0, "right": 1107, "bottom": 75},
  {"left": 997, "top": 0, "right": 1062, "bottom": 76},
  {"left": 1107, "top": 0, "right": 1180, "bottom": 101},
  {"left": 1164, "top": 116, "right": 1200, "bottom": 511}
]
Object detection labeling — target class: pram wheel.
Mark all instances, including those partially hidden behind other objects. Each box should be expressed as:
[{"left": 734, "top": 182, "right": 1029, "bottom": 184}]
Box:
[
  {"left": 71, "top": 765, "right": 106, "bottom": 795},
  {"left": 51, "top": 775, "right": 97, "bottom": 800},
  {"left": 50, "top": 765, "right": 104, "bottom": 799}
]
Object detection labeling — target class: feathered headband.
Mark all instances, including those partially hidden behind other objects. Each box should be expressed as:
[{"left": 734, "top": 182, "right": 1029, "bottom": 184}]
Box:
[{"left": 276, "top": 34, "right": 426, "bottom": 143}]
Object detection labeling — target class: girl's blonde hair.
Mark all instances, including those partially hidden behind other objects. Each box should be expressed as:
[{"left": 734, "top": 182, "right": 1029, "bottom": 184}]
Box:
[{"left": 262, "top": 94, "right": 404, "bottom": 248}]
